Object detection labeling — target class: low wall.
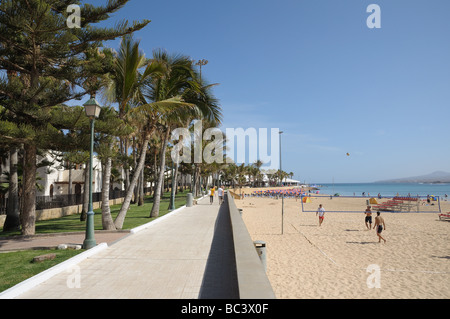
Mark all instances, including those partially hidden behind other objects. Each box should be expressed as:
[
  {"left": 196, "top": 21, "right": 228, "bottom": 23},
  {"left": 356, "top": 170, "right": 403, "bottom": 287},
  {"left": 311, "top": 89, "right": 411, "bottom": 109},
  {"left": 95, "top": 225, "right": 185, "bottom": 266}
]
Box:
[
  {"left": 226, "top": 192, "right": 275, "bottom": 299},
  {"left": 0, "top": 197, "right": 125, "bottom": 229}
]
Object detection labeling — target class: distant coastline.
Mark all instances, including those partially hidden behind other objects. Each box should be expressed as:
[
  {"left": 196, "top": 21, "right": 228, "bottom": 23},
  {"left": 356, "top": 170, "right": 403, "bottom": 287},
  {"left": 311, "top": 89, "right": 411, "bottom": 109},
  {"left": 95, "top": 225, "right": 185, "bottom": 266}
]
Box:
[
  {"left": 373, "top": 181, "right": 450, "bottom": 184},
  {"left": 372, "top": 170, "right": 450, "bottom": 184}
]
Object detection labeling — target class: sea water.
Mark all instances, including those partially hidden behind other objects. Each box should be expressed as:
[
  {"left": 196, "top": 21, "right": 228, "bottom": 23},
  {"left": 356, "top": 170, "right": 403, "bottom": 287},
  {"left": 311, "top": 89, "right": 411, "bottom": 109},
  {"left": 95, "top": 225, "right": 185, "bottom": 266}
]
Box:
[{"left": 317, "top": 183, "right": 450, "bottom": 199}]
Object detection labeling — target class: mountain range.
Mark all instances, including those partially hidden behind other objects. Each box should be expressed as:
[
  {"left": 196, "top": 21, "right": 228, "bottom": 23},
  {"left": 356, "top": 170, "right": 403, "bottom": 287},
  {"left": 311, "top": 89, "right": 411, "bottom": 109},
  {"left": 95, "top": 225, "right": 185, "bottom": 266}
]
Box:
[{"left": 375, "top": 171, "right": 450, "bottom": 183}]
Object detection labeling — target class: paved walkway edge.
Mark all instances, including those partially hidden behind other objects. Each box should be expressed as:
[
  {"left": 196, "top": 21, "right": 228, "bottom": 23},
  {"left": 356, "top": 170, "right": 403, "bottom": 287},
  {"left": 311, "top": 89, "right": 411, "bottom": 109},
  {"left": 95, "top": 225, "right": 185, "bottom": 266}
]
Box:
[
  {"left": 0, "top": 196, "right": 208, "bottom": 299},
  {"left": 0, "top": 198, "right": 202, "bottom": 299},
  {"left": 0, "top": 242, "right": 108, "bottom": 299},
  {"left": 130, "top": 205, "right": 187, "bottom": 234}
]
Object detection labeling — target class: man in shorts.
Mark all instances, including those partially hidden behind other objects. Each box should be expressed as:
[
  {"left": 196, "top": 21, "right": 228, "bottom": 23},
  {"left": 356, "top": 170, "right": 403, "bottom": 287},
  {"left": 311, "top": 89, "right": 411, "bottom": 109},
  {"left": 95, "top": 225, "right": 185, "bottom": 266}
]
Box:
[
  {"left": 218, "top": 185, "right": 224, "bottom": 205},
  {"left": 374, "top": 211, "right": 386, "bottom": 243},
  {"left": 364, "top": 205, "right": 373, "bottom": 230},
  {"left": 316, "top": 204, "right": 325, "bottom": 226}
]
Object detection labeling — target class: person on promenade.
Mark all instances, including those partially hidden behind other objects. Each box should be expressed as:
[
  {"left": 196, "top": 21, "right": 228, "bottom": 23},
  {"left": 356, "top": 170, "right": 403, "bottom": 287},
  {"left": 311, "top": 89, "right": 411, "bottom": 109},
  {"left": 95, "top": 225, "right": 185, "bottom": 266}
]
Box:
[
  {"left": 316, "top": 204, "right": 325, "bottom": 226},
  {"left": 209, "top": 186, "right": 215, "bottom": 204},
  {"left": 374, "top": 211, "right": 386, "bottom": 243},
  {"left": 218, "top": 185, "right": 224, "bottom": 205},
  {"left": 364, "top": 205, "right": 373, "bottom": 230}
]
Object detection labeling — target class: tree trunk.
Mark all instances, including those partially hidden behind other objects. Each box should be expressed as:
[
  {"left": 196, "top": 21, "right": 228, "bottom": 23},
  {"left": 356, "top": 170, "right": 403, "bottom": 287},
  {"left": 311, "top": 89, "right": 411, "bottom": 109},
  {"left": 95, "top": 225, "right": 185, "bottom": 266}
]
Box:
[
  {"left": 173, "top": 161, "right": 179, "bottom": 195},
  {"left": 194, "top": 165, "right": 201, "bottom": 197},
  {"left": 152, "top": 151, "right": 157, "bottom": 198},
  {"left": 132, "top": 138, "right": 138, "bottom": 204},
  {"left": 80, "top": 161, "right": 89, "bottom": 221},
  {"left": 101, "top": 156, "right": 116, "bottom": 230},
  {"left": 124, "top": 139, "right": 130, "bottom": 194},
  {"left": 150, "top": 129, "right": 170, "bottom": 218},
  {"left": 3, "top": 146, "right": 20, "bottom": 232},
  {"left": 161, "top": 166, "right": 169, "bottom": 197},
  {"left": 192, "top": 164, "right": 197, "bottom": 198},
  {"left": 181, "top": 173, "right": 184, "bottom": 192},
  {"left": 138, "top": 167, "right": 144, "bottom": 206},
  {"left": 167, "top": 161, "right": 179, "bottom": 210},
  {"left": 114, "top": 136, "right": 150, "bottom": 229},
  {"left": 68, "top": 163, "right": 73, "bottom": 206},
  {"left": 21, "top": 143, "right": 37, "bottom": 235}
]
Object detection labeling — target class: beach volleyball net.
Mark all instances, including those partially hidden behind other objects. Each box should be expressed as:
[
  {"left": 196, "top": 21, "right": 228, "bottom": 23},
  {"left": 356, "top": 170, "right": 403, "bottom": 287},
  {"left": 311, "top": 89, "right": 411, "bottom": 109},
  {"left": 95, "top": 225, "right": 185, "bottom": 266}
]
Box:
[{"left": 299, "top": 195, "right": 442, "bottom": 213}]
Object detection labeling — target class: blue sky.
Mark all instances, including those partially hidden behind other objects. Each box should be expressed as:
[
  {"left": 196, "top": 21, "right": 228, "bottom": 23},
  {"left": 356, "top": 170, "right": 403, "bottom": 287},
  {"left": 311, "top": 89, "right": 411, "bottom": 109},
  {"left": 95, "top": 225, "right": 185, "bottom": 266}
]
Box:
[{"left": 86, "top": 0, "right": 450, "bottom": 183}]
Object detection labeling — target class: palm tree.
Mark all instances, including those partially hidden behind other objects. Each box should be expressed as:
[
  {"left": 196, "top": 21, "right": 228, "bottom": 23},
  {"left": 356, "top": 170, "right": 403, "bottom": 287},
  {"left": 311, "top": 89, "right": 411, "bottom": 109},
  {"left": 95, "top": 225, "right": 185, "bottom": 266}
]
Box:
[
  {"left": 97, "top": 139, "right": 116, "bottom": 230},
  {"left": 252, "top": 160, "right": 263, "bottom": 187},
  {"left": 224, "top": 163, "right": 238, "bottom": 188},
  {"left": 105, "top": 44, "right": 222, "bottom": 225},
  {"left": 99, "top": 36, "right": 197, "bottom": 230},
  {"left": 183, "top": 73, "right": 222, "bottom": 198},
  {"left": 144, "top": 50, "right": 203, "bottom": 218},
  {"left": 95, "top": 106, "right": 131, "bottom": 230},
  {"left": 113, "top": 96, "right": 176, "bottom": 229},
  {"left": 236, "top": 163, "right": 247, "bottom": 196},
  {"left": 102, "top": 35, "right": 162, "bottom": 193},
  {"left": 104, "top": 39, "right": 169, "bottom": 230}
]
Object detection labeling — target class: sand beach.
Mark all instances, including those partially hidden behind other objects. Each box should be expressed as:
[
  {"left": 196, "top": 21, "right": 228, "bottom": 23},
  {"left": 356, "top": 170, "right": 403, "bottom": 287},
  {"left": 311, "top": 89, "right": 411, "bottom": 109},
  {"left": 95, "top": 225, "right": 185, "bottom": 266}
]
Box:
[{"left": 235, "top": 187, "right": 450, "bottom": 299}]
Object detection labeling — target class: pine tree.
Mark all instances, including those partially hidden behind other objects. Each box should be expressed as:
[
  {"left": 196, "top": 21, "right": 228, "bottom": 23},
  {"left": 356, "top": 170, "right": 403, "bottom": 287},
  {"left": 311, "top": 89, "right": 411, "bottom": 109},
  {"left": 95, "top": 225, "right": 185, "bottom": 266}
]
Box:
[{"left": 0, "top": 0, "right": 150, "bottom": 235}]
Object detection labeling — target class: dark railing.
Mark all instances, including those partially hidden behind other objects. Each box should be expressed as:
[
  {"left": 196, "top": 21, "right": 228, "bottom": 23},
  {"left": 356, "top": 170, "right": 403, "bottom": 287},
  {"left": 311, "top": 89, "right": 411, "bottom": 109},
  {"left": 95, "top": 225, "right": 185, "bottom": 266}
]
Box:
[
  {"left": 35, "top": 189, "right": 127, "bottom": 210},
  {"left": 1, "top": 187, "right": 154, "bottom": 214}
]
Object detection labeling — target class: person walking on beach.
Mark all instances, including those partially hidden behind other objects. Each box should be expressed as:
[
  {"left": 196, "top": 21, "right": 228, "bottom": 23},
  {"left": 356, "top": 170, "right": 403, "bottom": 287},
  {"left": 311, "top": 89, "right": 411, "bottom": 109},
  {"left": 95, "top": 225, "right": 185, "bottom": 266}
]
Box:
[
  {"left": 374, "top": 211, "right": 386, "bottom": 243},
  {"left": 316, "top": 204, "right": 325, "bottom": 226},
  {"left": 364, "top": 205, "right": 373, "bottom": 230},
  {"left": 209, "top": 186, "right": 215, "bottom": 204}
]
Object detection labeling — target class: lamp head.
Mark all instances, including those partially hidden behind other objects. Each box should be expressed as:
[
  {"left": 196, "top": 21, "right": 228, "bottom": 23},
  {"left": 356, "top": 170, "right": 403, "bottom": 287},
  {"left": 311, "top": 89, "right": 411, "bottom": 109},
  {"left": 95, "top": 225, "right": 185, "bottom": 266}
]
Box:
[{"left": 83, "top": 97, "right": 101, "bottom": 119}]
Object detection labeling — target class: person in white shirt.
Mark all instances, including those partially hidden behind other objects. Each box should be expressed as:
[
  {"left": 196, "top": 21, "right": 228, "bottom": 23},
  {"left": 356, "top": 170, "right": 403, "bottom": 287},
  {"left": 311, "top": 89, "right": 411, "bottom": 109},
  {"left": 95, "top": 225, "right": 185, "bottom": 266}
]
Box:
[
  {"left": 218, "top": 186, "right": 224, "bottom": 205},
  {"left": 316, "top": 204, "right": 325, "bottom": 226}
]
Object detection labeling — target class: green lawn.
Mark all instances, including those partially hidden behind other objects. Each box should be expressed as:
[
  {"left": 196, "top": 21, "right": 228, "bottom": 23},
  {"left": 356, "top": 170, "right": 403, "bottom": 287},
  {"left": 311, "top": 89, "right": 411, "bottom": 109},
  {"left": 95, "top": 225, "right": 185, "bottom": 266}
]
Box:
[
  {"left": 1, "top": 190, "right": 190, "bottom": 236},
  {"left": 0, "top": 190, "right": 192, "bottom": 293},
  {"left": 0, "top": 249, "right": 83, "bottom": 292}
]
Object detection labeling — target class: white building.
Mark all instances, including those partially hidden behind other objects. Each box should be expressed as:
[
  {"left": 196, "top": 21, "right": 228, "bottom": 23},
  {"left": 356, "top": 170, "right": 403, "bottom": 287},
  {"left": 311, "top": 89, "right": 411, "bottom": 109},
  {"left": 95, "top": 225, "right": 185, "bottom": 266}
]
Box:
[
  {"left": 1, "top": 151, "right": 123, "bottom": 198},
  {"left": 36, "top": 153, "right": 104, "bottom": 197},
  {"left": 281, "top": 178, "right": 302, "bottom": 186}
]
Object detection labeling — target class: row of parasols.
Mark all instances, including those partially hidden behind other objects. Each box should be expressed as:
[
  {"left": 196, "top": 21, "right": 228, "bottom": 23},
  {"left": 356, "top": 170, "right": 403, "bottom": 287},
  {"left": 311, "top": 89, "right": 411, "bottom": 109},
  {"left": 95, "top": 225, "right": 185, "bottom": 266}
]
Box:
[{"left": 248, "top": 188, "right": 320, "bottom": 198}]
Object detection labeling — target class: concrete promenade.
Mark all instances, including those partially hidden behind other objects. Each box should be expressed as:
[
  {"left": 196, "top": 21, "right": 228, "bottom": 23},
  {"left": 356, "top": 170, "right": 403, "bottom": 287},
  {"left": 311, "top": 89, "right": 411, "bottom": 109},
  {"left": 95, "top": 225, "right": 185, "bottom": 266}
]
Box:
[{"left": 3, "top": 195, "right": 234, "bottom": 299}]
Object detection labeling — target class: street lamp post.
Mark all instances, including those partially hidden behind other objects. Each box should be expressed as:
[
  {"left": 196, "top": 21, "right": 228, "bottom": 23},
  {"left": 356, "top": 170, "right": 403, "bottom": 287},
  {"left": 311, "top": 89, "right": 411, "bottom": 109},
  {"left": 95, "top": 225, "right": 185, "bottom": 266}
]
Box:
[
  {"left": 83, "top": 97, "right": 101, "bottom": 250},
  {"left": 279, "top": 131, "right": 283, "bottom": 185},
  {"left": 193, "top": 58, "right": 207, "bottom": 198},
  {"left": 279, "top": 130, "right": 284, "bottom": 234},
  {"left": 168, "top": 163, "right": 176, "bottom": 211},
  {"left": 195, "top": 59, "right": 208, "bottom": 82}
]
